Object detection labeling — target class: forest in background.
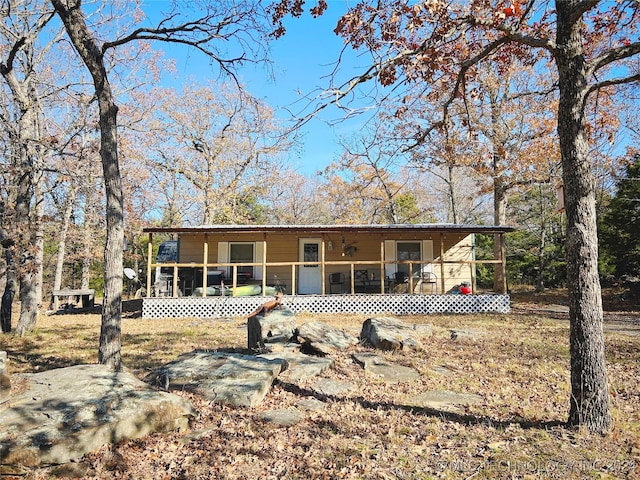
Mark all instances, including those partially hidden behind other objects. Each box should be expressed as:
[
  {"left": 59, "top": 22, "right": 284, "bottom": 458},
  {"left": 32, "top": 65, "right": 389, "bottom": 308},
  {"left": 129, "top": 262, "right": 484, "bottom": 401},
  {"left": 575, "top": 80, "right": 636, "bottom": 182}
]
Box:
[{"left": 0, "top": 0, "right": 638, "bottom": 314}]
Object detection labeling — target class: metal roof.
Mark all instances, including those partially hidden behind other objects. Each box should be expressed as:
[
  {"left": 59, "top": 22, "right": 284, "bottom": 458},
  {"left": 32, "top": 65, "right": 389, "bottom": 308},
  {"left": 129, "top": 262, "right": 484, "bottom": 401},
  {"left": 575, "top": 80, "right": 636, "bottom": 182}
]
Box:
[{"left": 143, "top": 223, "right": 515, "bottom": 235}]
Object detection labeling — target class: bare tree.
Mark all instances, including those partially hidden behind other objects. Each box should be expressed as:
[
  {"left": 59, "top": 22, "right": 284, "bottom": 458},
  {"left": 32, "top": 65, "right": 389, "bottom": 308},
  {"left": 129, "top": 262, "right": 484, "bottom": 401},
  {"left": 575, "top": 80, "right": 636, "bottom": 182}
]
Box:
[
  {"left": 49, "top": 0, "right": 277, "bottom": 369},
  {"left": 0, "top": 1, "right": 62, "bottom": 334},
  {"left": 137, "top": 82, "right": 296, "bottom": 225}
]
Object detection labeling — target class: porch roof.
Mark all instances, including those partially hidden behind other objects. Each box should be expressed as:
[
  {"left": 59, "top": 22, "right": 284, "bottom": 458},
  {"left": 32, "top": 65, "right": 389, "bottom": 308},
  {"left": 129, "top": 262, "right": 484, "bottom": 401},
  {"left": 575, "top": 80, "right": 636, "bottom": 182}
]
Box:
[{"left": 142, "top": 223, "right": 515, "bottom": 236}]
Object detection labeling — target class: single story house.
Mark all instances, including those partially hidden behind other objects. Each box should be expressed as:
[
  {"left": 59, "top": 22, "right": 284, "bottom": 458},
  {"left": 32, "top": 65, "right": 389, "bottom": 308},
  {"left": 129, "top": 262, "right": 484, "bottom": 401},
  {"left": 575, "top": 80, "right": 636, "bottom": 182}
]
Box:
[{"left": 141, "top": 223, "right": 513, "bottom": 318}]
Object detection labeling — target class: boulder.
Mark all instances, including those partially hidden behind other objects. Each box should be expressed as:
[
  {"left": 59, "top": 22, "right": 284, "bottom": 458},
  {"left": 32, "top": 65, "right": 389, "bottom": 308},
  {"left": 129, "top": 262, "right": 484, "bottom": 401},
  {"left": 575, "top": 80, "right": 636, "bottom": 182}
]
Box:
[
  {"left": 260, "top": 351, "right": 334, "bottom": 382},
  {"left": 296, "top": 321, "right": 359, "bottom": 355},
  {"left": 145, "top": 351, "right": 286, "bottom": 407},
  {"left": 247, "top": 308, "right": 297, "bottom": 351},
  {"left": 360, "top": 317, "right": 423, "bottom": 351},
  {"left": 0, "top": 351, "right": 10, "bottom": 405},
  {"left": 0, "top": 364, "right": 194, "bottom": 469},
  {"left": 407, "top": 390, "right": 483, "bottom": 413},
  {"left": 352, "top": 352, "right": 420, "bottom": 383},
  {"left": 258, "top": 409, "right": 303, "bottom": 426},
  {"left": 312, "top": 378, "right": 354, "bottom": 396}
]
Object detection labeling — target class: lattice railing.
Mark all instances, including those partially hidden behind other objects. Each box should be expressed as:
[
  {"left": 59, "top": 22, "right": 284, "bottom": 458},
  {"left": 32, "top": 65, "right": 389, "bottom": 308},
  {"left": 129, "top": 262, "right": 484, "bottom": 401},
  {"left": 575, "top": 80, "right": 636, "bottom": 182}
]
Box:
[{"left": 141, "top": 294, "right": 510, "bottom": 319}]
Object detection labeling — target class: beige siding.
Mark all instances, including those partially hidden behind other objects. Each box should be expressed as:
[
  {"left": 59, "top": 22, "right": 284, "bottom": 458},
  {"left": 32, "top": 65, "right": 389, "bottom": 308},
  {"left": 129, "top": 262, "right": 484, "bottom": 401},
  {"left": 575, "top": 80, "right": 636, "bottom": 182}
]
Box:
[{"left": 171, "top": 231, "right": 476, "bottom": 295}]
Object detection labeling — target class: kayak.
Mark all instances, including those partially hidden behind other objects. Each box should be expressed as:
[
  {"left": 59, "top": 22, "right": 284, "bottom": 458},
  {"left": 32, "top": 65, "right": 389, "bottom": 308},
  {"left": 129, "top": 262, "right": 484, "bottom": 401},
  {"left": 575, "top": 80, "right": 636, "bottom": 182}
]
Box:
[{"left": 192, "top": 284, "right": 273, "bottom": 297}]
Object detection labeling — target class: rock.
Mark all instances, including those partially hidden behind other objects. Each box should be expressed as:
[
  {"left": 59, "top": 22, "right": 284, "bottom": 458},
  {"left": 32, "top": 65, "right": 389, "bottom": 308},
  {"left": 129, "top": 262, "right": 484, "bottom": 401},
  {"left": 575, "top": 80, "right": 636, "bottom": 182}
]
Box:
[
  {"left": 312, "top": 378, "right": 354, "bottom": 396},
  {"left": 360, "top": 317, "right": 423, "bottom": 351},
  {"left": 258, "top": 408, "right": 303, "bottom": 426},
  {"left": 412, "top": 323, "right": 433, "bottom": 336},
  {"left": 408, "top": 390, "right": 483, "bottom": 412},
  {"left": 258, "top": 409, "right": 303, "bottom": 426},
  {"left": 260, "top": 351, "right": 334, "bottom": 381},
  {"left": 0, "top": 351, "right": 10, "bottom": 405},
  {"left": 145, "top": 351, "right": 286, "bottom": 407},
  {"left": 352, "top": 352, "right": 420, "bottom": 383},
  {"left": 247, "top": 308, "right": 297, "bottom": 351},
  {"left": 0, "top": 364, "right": 194, "bottom": 469},
  {"left": 449, "top": 329, "right": 484, "bottom": 341},
  {"left": 430, "top": 364, "right": 453, "bottom": 376},
  {"left": 296, "top": 321, "right": 359, "bottom": 355},
  {"left": 296, "top": 397, "right": 327, "bottom": 411}
]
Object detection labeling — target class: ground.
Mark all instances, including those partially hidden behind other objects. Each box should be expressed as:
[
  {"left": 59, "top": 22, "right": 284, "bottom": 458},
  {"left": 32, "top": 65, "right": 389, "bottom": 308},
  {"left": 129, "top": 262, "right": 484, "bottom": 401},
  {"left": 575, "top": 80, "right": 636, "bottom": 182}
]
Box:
[{"left": 2, "top": 287, "right": 640, "bottom": 479}]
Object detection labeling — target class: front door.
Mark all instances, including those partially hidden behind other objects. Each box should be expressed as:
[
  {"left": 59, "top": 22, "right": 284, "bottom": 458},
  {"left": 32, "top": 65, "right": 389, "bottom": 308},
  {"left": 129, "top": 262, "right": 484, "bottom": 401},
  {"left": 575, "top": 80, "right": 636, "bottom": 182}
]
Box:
[{"left": 298, "top": 238, "right": 322, "bottom": 294}]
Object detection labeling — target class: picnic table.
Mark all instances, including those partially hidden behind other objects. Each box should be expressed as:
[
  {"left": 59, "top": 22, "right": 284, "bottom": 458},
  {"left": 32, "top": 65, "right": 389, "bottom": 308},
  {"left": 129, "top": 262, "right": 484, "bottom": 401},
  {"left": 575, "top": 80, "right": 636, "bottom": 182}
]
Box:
[{"left": 51, "top": 289, "right": 95, "bottom": 311}]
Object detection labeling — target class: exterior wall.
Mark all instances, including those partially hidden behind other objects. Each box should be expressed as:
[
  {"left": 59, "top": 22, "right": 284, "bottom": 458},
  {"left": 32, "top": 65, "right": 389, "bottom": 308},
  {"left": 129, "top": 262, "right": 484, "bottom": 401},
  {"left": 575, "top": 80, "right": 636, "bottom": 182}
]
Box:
[
  {"left": 440, "top": 235, "right": 475, "bottom": 293},
  {"left": 166, "top": 231, "right": 476, "bottom": 295}
]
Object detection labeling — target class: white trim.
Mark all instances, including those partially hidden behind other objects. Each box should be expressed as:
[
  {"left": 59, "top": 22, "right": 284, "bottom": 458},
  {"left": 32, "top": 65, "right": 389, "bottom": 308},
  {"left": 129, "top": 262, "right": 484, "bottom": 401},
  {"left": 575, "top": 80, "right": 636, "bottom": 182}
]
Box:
[
  {"left": 298, "top": 238, "right": 322, "bottom": 294},
  {"left": 384, "top": 240, "right": 396, "bottom": 278},
  {"left": 217, "top": 241, "right": 228, "bottom": 275}
]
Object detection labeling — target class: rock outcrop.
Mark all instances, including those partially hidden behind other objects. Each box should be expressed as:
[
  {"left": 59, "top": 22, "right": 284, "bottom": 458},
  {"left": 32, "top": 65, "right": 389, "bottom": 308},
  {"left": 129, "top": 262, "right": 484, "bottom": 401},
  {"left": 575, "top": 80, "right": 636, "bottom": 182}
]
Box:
[
  {"left": 145, "top": 351, "right": 286, "bottom": 407},
  {"left": 247, "top": 307, "right": 297, "bottom": 351},
  {"left": 296, "top": 321, "right": 359, "bottom": 355},
  {"left": 360, "top": 317, "right": 423, "bottom": 351},
  {"left": 0, "top": 364, "right": 194, "bottom": 470}
]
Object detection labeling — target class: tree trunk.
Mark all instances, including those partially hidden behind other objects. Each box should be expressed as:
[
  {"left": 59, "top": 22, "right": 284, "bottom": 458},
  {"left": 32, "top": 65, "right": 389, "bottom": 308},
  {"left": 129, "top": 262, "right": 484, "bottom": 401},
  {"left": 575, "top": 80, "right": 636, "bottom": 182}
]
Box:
[
  {"left": 493, "top": 177, "right": 508, "bottom": 293},
  {"left": 53, "top": 186, "right": 77, "bottom": 293},
  {"left": 14, "top": 135, "right": 38, "bottom": 336},
  {"left": 52, "top": 0, "right": 124, "bottom": 370},
  {"left": 1, "top": 244, "right": 16, "bottom": 334},
  {"left": 80, "top": 185, "right": 95, "bottom": 290},
  {"left": 555, "top": 0, "right": 611, "bottom": 433},
  {"left": 33, "top": 181, "right": 45, "bottom": 312}
]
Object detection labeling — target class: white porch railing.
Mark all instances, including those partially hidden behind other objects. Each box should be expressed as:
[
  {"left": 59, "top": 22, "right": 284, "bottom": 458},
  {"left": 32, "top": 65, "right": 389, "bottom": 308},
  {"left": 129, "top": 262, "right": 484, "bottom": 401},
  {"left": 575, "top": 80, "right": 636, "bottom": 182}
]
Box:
[{"left": 141, "top": 293, "right": 510, "bottom": 319}]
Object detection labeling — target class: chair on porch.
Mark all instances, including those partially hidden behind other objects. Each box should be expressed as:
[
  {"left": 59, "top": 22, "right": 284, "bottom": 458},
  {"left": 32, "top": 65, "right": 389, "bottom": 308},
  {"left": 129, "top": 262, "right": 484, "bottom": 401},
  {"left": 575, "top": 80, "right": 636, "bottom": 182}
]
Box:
[
  {"left": 415, "top": 271, "right": 438, "bottom": 294},
  {"left": 329, "top": 272, "right": 346, "bottom": 294},
  {"left": 392, "top": 271, "right": 409, "bottom": 293}
]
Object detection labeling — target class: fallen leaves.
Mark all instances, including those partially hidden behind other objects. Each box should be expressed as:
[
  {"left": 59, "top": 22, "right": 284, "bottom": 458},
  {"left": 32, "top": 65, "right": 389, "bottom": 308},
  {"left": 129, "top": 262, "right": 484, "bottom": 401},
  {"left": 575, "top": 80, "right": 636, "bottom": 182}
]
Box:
[{"left": 5, "top": 306, "right": 639, "bottom": 479}]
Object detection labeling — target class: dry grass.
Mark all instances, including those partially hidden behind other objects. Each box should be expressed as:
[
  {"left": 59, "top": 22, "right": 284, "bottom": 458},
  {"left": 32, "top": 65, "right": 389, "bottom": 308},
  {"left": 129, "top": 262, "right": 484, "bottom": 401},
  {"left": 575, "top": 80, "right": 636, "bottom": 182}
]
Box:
[{"left": 2, "top": 294, "right": 640, "bottom": 479}]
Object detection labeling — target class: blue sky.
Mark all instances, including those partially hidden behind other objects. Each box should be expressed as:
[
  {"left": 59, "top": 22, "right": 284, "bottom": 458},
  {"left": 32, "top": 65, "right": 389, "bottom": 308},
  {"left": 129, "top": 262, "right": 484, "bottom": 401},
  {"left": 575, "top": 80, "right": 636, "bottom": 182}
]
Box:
[{"left": 142, "top": 1, "right": 373, "bottom": 176}]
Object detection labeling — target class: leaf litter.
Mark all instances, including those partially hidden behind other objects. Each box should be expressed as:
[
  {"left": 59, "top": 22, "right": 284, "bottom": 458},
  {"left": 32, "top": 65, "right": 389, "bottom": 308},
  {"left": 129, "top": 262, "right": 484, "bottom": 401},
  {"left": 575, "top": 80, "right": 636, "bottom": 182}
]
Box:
[{"left": 2, "top": 296, "right": 639, "bottom": 479}]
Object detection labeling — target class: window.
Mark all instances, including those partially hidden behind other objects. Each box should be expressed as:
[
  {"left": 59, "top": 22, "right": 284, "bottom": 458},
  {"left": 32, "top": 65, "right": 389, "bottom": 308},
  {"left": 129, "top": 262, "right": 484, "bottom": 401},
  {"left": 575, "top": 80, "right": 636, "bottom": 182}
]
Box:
[
  {"left": 396, "top": 242, "right": 421, "bottom": 276},
  {"left": 303, "top": 242, "right": 319, "bottom": 267},
  {"left": 229, "top": 243, "right": 254, "bottom": 279}
]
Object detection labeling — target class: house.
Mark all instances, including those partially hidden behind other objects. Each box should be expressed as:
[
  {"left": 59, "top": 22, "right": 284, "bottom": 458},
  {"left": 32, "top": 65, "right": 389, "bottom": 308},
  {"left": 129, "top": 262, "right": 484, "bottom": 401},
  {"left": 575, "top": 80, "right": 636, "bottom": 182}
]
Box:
[{"left": 141, "top": 223, "right": 514, "bottom": 318}]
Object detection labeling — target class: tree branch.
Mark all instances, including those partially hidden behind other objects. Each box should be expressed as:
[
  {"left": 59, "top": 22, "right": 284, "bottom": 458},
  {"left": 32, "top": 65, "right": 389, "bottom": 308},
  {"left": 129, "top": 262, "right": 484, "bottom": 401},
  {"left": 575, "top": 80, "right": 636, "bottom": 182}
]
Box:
[{"left": 588, "top": 41, "right": 640, "bottom": 75}]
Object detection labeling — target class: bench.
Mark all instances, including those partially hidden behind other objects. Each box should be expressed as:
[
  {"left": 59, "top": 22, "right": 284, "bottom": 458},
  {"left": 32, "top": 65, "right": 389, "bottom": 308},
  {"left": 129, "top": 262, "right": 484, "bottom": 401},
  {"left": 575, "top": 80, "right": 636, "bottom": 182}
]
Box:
[{"left": 51, "top": 289, "right": 95, "bottom": 311}]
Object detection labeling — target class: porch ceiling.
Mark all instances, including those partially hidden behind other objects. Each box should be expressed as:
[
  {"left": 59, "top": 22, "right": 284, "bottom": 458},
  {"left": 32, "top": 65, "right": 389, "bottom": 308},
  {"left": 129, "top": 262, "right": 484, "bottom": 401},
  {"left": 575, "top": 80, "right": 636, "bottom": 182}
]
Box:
[{"left": 143, "top": 223, "right": 515, "bottom": 235}]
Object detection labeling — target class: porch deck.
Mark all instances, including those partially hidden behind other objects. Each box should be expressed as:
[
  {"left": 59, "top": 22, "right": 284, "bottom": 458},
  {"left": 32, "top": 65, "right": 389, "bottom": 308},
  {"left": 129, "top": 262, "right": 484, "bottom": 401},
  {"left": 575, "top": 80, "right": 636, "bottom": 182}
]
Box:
[{"left": 141, "top": 293, "right": 510, "bottom": 319}]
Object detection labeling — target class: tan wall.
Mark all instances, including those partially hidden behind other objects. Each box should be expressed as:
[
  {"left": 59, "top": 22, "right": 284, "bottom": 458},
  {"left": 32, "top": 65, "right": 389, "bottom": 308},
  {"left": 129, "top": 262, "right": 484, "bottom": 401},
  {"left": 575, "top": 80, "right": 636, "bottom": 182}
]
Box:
[{"left": 169, "top": 231, "right": 476, "bottom": 294}]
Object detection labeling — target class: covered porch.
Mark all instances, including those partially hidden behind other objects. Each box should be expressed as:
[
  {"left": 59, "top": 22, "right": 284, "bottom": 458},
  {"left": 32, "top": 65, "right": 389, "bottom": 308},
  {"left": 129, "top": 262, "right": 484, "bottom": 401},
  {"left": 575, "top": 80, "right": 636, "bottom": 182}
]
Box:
[{"left": 141, "top": 223, "right": 513, "bottom": 318}]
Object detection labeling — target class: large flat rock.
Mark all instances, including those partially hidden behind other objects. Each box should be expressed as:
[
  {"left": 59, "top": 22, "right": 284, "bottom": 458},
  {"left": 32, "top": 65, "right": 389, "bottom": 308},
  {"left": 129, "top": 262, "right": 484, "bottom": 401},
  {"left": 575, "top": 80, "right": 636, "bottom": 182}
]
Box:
[
  {"left": 260, "top": 351, "right": 334, "bottom": 382},
  {"left": 407, "top": 390, "right": 483, "bottom": 412},
  {"left": 0, "top": 364, "right": 194, "bottom": 469},
  {"left": 360, "top": 316, "right": 423, "bottom": 351},
  {"left": 145, "top": 351, "right": 286, "bottom": 407},
  {"left": 352, "top": 352, "right": 420, "bottom": 383},
  {"left": 296, "top": 321, "right": 359, "bottom": 354}
]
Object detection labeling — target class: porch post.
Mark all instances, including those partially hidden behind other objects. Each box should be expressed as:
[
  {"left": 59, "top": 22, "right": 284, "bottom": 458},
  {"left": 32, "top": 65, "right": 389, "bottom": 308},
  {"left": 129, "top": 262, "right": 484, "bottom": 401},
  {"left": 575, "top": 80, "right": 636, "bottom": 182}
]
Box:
[
  {"left": 146, "top": 232, "right": 152, "bottom": 298},
  {"left": 500, "top": 233, "right": 507, "bottom": 294},
  {"left": 262, "top": 233, "right": 267, "bottom": 294},
  {"left": 321, "top": 236, "right": 326, "bottom": 296},
  {"left": 379, "top": 236, "right": 385, "bottom": 294},
  {"left": 439, "top": 233, "right": 445, "bottom": 294},
  {"left": 201, "top": 234, "right": 208, "bottom": 297}
]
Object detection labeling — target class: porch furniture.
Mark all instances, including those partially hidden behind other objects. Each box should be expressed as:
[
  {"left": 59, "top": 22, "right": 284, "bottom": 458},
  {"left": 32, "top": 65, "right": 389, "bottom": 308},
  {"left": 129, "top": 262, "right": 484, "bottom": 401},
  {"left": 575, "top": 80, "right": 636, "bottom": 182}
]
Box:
[
  {"left": 414, "top": 272, "right": 438, "bottom": 294},
  {"left": 352, "top": 270, "right": 386, "bottom": 293},
  {"left": 392, "top": 271, "right": 409, "bottom": 293},
  {"left": 329, "top": 272, "right": 346, "bottom": 294}
]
